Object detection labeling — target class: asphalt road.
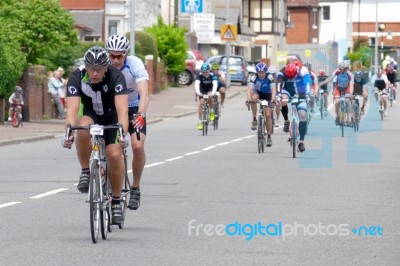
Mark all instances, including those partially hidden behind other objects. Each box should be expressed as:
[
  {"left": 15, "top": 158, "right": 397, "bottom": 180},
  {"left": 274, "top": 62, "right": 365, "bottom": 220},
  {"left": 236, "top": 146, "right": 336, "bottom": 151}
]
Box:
[{"left": 0, "top": 90, "right": 399, "bottom": 265}]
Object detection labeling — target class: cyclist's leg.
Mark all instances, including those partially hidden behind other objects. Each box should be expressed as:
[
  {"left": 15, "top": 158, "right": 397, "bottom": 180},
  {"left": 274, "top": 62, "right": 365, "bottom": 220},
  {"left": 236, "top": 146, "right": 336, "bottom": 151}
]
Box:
[
  {"left": 250, "top": 91, "right": 259, "bottom": 130},
  {"left": 7, "top": 105, "right": 13, "bottom": 121},
  {"left": 75, "top": 110, "right": 96, "bottom": 192},
  {"left": 280, "top": 90, "right": 291, "bottom": 132},
  {"left": 297, "top": 101, "right": 308, "bottom": 152},
  {"left": 382, "top": 94, "right": 388, "bottom": 115},
  {"left": 361, "top": 86, "right": 368, "bottom": 114},
  {"left": 345, "top": 93, "right": 353, "bottom": 126},
  {"left": 218, "top": 82, "right": 226, "bottom": 106},
  {"left": 333, "top": 88, "right": 340, "bottom": 125}
]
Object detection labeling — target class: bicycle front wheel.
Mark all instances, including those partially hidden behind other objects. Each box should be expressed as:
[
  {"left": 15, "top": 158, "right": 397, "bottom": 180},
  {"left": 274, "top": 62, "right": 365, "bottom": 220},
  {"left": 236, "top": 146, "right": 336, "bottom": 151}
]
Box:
[
  {"left": 257, "top": 116, "right": 265, "bottom": 153},
  {"left": 119, "top": 152, "right": 131, "bottom": 229},
  {"left": 89, "top": 163, "right": 101, "bottom": 244},
  {"left": 12, "top": 113, "right": 22, "bottom": 128},
  {"left": 213, "top": 102, "right": 219, "bottom": 130},
  {"left": 320, "top": 98, "right": 324, "bottom": 120},
  {"left": 291, "top": 122, "right": 297, "bottom": 158}
]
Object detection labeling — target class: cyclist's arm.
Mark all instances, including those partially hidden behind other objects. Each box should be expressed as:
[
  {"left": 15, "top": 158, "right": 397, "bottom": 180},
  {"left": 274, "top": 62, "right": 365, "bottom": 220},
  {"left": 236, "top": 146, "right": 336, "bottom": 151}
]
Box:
[
  {"left": 8, "top": 93, "right": 15, "bottom": 104},
  {"left": 136, "top": 79, "right": 149, "bottom": 115},
  {"left": 211, "top": 80, "right": 218, "bottom": 95},
  {"left": 319, "top": 74, "right": 333, "bottom": 86},
  {"left": 115, "top": 94, "right": 129, "bottom": 135},
  {"left": 65, "top": 96, "right": 80, "bottom": 128},
  {"left": 195, "top": 80, "right": 201, "bottom": 96}
]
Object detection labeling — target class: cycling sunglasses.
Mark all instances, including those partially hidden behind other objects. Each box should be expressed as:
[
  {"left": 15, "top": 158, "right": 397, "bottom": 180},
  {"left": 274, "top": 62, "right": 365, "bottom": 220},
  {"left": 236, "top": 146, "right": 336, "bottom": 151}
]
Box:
[
  {"left": 108, "top": 53, "right": 126, "bottom": 60},
  {"left": 86, "top": 64, "right": 108, "bottom": 72}
]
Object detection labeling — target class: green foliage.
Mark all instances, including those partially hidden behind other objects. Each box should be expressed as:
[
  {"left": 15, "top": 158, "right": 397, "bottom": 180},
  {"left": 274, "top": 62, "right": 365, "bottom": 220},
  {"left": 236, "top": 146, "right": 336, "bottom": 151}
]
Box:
[
  {"left": 0, "top": 0, "right": 79, "bottom": 96},
  {"left": 144, "top": 16, "right": 187, "bottom": 75},
  {"left": 348, "top": 45, "right": 372, "bottom": 68}
]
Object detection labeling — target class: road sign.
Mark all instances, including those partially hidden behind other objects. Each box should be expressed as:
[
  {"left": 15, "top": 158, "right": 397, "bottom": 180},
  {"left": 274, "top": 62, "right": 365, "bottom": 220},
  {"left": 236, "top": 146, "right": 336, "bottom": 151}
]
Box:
[
  {"left": 181, "top": 0, "right": 203, "bottom": 13},
  {"left": 193, "top": 13, "right": 215, "bottom": 42},
  {"left": 220, "top": 24, "right": 237, "bottom": 41},
  {"left": 305, "top": 49, "right": 312, "bottom": 58},
  {"left": 277, "top": 51, "right": 288, "bottom": 63}
]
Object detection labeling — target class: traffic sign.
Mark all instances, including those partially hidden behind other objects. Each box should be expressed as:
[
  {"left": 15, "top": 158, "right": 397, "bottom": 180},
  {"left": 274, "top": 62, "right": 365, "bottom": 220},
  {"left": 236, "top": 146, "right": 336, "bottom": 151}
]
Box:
[{"left": 220, "top": 24, "right": 237, "bottom": 41}]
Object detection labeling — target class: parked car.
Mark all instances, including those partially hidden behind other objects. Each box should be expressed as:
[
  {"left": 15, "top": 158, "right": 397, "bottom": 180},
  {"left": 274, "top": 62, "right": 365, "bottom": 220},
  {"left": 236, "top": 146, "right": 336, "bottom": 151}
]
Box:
[
  {"left": 205, "top": 55, "right": 249, "bottom": 85},
  {"left": 178, "top": 50, "right": 205, "bottom": 86}
]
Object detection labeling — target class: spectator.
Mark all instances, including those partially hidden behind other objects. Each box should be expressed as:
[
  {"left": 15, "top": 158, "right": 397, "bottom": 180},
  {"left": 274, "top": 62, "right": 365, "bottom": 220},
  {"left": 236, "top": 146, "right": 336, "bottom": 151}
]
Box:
[
  {"left": 57, "top": 67, "right": 67, "bottom": 111},
  {"left": 48, "top": 69, "right": 66, "bottom": 119}
]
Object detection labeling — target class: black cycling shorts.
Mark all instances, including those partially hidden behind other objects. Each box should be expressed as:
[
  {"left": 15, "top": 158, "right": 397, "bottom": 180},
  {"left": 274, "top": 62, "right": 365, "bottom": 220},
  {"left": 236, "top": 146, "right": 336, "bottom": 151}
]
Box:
[{"left": 82, "top": 108, "right": 119, "bottom": 146}]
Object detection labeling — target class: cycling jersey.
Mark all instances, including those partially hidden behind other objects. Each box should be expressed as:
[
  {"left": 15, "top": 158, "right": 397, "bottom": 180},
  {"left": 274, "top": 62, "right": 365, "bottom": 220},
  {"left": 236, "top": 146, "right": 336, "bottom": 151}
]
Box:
[
  {"left": 386, "top": 71, "right": 397, "bottom": 85},
  {"left": 67, "top": 65, "right": 128, "bottom": 116},
  {"left": 277, "top": 66, "right": 311, "bottom": 97},
  {"left": 196, "top": 72, "right": 218, "bottom": 95},
  {"left": 353, "top": 70, "right": 367, "bottom": 95},
  {"left": 248, "top": 73, "right": 274, "bottom": 94},
  {"left": 120, "top": 56, "right": 149, "bottom": 107},
  {"left": 371, "top": 74, "right": 389, "bottom": 91},
  {"left": 9, "top": 93, "right": 24, "bottom": 105},
  {"left": 317, "top": 75, "right": 329, "bottom": 91}
]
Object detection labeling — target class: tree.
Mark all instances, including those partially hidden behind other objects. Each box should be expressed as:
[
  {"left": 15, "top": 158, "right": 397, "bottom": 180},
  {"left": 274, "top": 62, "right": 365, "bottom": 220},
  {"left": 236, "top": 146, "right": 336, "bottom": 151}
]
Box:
[
  {"left": 0, "top": 0, "right": 78, "bottom": 96},
  {"left": 144, "top": 16, "right": 187, "bottom": 76}
]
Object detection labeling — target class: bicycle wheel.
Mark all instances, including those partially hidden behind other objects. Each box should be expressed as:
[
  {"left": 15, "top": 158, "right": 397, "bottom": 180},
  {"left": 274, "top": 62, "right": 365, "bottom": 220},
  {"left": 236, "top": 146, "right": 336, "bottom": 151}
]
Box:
[
  {"left": 119, "top": 152, "right": 130, "bottom": 229},
  {"left": 213, "top": 101, "right": 219, "bottom": 130},
  {"left": 320, "top": 98, "right": 324, "bottom": 120},
  {"left": 353, "top": 103, "right": 359, "bottom": 132},
  {"left": 390, "top": 89, "right": 393, "bottom": 107},
  {"left": 257, "top": 116, "right": 264, "bottom": 153},
  {"left": 101, "top": 160, "right": 111, "bottom": 238},
  {"left": 291, "top": 122, "right": 297, "bottom": 158},
  {"left": 379, "top": 101, "right": 384, "bottom": 121},
  {"left": 202, "top": 106, "right": 208, "bottom": 136},
  {"left": 12, "top": 112, "right": 21, "bottom": 128},
  {"left": 89, "top": 163, "right": 100, "bottom": 244},
  {"left": 340, "top": 111, "right": 345, "bottom": 137}
]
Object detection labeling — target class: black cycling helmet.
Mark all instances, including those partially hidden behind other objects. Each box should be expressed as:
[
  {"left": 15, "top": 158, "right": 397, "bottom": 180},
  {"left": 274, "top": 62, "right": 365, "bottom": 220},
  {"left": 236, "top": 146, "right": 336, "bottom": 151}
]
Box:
[
  {"left": 304, "top": 62, "right": 312, "bottom": 70},
  {"left": 84, "top": 46, "right": 109, "bottom": 66}
]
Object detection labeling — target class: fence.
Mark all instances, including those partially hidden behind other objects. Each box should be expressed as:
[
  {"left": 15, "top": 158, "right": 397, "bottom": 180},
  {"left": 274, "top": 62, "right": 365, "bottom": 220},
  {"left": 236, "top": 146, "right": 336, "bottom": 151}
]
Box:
[{"left": 287, "top": 41, "right": 339, "bottom": 75}]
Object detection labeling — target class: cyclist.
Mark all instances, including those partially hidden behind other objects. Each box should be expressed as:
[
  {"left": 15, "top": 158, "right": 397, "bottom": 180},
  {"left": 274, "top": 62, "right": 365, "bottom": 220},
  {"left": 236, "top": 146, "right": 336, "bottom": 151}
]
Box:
[
  {"left": 195, "top": 63, "right": 218, "bottom": 130},
  {"left": 276, "top": 62, "right": 312, "bottom": 152},
  {"left": 319, "top": 60, "right": 354, "bottom": 126},
  {"left": 317, "top": 69, "right": 329, "bottom": 116},
  {"left": 371, "top": 68, "right": 389, "bottom": 116},
  {"left": 247, "top": 62, "right": 276, "bottom": 147},
  {"left": 8, "top": 86, "right": 24, "bottom": 122},
  {"left": 304, "top": 62, "right": 319, "bottom": 116},
  {"left": 105, "top": 35, "right": 149, "bottom": 211},
  {"left": 210, "top": 63, "right": 226, "bottom": 107},
  {"left": 352, "top": 61, "right": 369, "bottom": 116},
  {"left": 385, "top": 63, "right": 397, "bottom": 104},
  {"left": 62, "top": 46, "right": 129, "bottom": 225},
  {"left": 267, "top": 65, "right": 281, "bottom": 127}
]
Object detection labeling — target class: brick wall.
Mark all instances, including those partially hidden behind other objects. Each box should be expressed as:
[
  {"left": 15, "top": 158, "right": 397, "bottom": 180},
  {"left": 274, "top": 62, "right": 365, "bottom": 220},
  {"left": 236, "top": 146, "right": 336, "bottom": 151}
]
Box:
[
  {"left": 61, "top": 0, "right": 105, "bottom": 10},
  {"left": 287, "top": 9, "right": 311, "bottom": 44}
]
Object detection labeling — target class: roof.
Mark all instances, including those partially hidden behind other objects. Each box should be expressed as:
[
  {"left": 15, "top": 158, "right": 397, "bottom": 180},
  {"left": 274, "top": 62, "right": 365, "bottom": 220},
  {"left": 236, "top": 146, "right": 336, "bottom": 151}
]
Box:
[{"left": 69, "top": 10, "right": 103, "bottom": 36}]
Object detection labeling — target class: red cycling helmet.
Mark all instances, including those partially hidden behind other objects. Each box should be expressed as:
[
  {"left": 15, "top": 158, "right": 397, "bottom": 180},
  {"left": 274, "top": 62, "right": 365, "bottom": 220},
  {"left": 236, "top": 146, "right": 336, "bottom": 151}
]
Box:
[
  {"left": 293, "top": 60, "right": 303, "bottom": 69},
  {"left": 285, "top": 63, "right": 298, "bottom": 79},
  {"left": 319, "top": 69, "right": 326, "bottom": 76}
]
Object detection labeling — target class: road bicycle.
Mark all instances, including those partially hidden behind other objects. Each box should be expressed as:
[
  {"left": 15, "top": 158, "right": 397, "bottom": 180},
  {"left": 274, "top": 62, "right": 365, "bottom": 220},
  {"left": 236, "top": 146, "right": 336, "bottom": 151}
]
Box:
[
  {"left": 201, "top": 95, "right": 210, "bottom": 136},
  {"left": 377, "top": 89, "right": 385, "bottom": 121},
  {"left": 247, "top": 99, "right": 271, "bottom": 153},
  {"left": 388, "top": 84, "right": 394, "bottom": 108},
  {"left": 287, "top": 95, "right": 302, "bottom": 158},
  {"left": 318, "top": 89, "right": 326, "bottom": 120},
  {"left": 353, "top": 94, "right": 361, "bottom": 132},
  {"left": 5, "top": 104, "right": 23, "bottom": 128},
  {"left": 65, "top": 123, "right": 130, "bottom": 243},
  {"left": 338, "top": 91, "right": 347, "bottom": 137},
  {"left": 212, "top": 92, "right": 220, "bottom": 130}
]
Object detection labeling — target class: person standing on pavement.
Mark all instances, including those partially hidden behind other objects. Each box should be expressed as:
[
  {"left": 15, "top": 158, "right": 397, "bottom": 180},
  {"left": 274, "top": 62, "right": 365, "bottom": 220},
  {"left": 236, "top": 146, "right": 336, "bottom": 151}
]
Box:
[
  {"left": 57, "top": 67, "right": 67, "bottom": 112},
  {"left": 105, "top": 35, "right": 149, "bottom": 211},
  {"left": 48, "top": 68, "right": 67, "bottom": 119}
]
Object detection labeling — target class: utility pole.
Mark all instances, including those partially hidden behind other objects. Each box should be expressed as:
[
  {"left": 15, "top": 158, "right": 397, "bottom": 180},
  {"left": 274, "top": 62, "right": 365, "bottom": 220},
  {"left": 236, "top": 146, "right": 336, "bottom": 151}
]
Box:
[
  {"left": 225, "top": 0, "right": 231, "bottom": 89},
  {"left": 174, "top": 0, "right": 179, "bottom": 26},
  {"left": 130, "top": 0, "right": 135, "bottom": 55}
]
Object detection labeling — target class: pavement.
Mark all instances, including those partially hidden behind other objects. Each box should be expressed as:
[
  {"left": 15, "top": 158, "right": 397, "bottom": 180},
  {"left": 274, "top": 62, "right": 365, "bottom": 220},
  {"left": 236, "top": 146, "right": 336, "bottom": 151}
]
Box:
[{"left": 0, "top": 84, "right": 246, "bottom": 146}]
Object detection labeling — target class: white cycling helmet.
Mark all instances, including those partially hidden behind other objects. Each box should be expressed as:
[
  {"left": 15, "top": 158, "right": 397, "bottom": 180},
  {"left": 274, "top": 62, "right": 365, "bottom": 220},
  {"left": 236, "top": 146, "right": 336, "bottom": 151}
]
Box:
[
  {"left": 268, "top": 65, "right": 277, "bottom": 74},
  {"left": 105, "top": 35, "right": 130, "bottom": 52}
]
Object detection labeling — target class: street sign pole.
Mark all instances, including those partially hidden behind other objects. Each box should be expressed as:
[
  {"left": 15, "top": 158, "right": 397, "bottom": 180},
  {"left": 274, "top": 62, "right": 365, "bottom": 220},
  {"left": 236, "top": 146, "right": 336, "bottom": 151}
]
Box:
[{"left": 226, "top": 0, "right": 231, "bottom": 89}]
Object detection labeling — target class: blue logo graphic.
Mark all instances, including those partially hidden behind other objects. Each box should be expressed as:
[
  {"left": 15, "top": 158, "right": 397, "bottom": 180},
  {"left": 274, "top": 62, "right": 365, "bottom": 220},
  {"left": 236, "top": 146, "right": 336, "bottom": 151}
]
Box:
[
  {"left": 297, "top": 45, "right": 382, "bottom": 168},
  {"left": 181, "top": 0, "right": 203, "bottom": 13}
]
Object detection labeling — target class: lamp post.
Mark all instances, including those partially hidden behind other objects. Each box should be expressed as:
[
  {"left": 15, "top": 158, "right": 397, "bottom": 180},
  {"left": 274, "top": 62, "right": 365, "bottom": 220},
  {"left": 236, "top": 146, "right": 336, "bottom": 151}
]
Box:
[{"left": 378, "top": 23, "right": 386, "bottom": 61}]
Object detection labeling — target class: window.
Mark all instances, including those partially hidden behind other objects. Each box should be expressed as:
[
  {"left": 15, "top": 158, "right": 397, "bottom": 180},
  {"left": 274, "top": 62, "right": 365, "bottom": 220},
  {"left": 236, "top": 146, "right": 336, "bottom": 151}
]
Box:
[
  {"left": 249, "top": 0, "right": 273, "bottom": 34},
  {"left": 108, "top": 21, "right": 118, "bottom": 36},
  {"left": 322, "top": 6, "right": 330, "bottom": 21}
]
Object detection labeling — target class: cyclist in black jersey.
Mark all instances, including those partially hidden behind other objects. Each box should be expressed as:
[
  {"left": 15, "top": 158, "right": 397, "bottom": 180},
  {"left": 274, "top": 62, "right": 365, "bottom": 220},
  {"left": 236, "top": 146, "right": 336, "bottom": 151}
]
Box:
[
  {"left": 385, "top": 63, "right": 397, "bottom": 103},
  {"left": 62, "top": 46, "right": 129, "bottom": 225},
  {"left": 195, "top": 63, "right": 218, "bottom": 130}
]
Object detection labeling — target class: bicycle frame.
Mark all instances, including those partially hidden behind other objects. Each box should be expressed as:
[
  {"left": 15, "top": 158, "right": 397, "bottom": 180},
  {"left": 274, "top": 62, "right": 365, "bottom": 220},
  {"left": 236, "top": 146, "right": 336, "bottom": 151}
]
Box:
[
  {"left": 257, "top": 99, "right": 268, "bottom": 153},
  {"left": 388, "top": 84, "right": 394, "bottom": 107},
  {"left": 338, "top": 92, "right": 346, "bottom": 137},
  {"left": 377, "top": 90, "right": 385, "bottom": 121},
  {"left": 201, "top": 95, "right": 210, "bottom": 136},
  {"left": 289, "top": 96, "right": 300, "bottom": 158},
  {"left": 319, "top": 89, "right": 325, "bottom": 120}
]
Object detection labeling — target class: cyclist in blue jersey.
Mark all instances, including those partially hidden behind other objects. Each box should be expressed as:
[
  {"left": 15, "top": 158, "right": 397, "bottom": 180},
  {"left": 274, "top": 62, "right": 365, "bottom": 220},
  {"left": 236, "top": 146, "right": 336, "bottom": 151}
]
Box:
[
  {"left": 195, "top": 63, "right": 218, "bottom": 130},
  {"left": 247, "top": 62, "right": 276, "bottom": 147},
  {"left": 276, "top": 62, "right": 312, "bottom": 152},
  {"left": 105, "top": 35, "right": 149, "bottom": 211}
]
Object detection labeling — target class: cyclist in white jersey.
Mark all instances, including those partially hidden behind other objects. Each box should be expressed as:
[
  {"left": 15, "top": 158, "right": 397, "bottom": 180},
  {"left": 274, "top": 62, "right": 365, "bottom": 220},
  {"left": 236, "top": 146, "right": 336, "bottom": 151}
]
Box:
[{"left": 106, "top": 35, "right": 149, "bottom": 211}]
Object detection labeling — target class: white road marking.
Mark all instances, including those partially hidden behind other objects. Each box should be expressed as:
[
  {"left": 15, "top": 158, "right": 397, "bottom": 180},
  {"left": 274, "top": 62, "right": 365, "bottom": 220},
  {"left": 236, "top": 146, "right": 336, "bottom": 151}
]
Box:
[
  {"left": 185, "top": 151, "right": 202, "bottom": 156},
  {"left": 217, "top": 142, "right": 231, "bottom": 146},
  {"left": 243, "top": 135, "right": 254, "bottom": 139},
  {"left": 145, "top": 162, "right": 166, "bottom": 168},
  {"left": 231, "top": 138, "right": 243, "bottom": 142},
  {"left": 0, "top": 202, "right": 21, "bottom": 208},
  {"left": 30, "top": 188, "right": 69, "bottom": 199},
  {"left": 202, "top": 145, "right": 216, "bottom": 151},
  {"left": 165, "top": 156, "right": 184, "bottom": 162}
]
